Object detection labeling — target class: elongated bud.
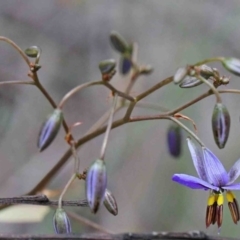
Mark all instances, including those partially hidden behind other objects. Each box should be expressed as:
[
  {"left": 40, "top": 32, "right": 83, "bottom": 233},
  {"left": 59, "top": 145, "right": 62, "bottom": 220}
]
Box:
[
  {"left": 173, "top": 67, "right": 188, "bottom": 84},
  {"left": 179, "top": 76, "right": 203, "bottom": 88},
  {"left": 120, "top": 56, "right": 132, "bottom": 75},
  {"left": 25, "top": 46, "right": 40, "bottom": 58},
  {"left": 167, "top": 124, "right": 182, "bottom": 158},
  {"left": 99, "top": 59, "right": 116, "bottom": 75},
  {"left": 38, "top": 109, "right": 63, "bottom": 151},
  {"left": 212, "top": 103, "right": 230, "bottom": 149},
  {"left": 110, "top": 31, "right": 129, "bottom": 54},
  {"left": 222, "top": 58, "right": 240, "bottom": 76},
  {"left": 104, "top": 189, "right": 118, "bottom": 216},
  {"left": 86, "top": 159, "right": 107, "bottom": 213},
  {"left": 53, "top": 208, "right": 71, "bottom": 234}
]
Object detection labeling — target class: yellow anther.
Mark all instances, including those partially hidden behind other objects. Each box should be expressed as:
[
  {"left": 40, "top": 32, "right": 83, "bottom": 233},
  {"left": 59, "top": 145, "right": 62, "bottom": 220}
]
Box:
[
  {"left": 226, "top": 191, "right": 235, "bottom": 203},
  {"left": 217, "top": 193, "right": 224, "bottom": 206},
  {"left": 207, "top": 193, "right": 216, "bottom": 206}
]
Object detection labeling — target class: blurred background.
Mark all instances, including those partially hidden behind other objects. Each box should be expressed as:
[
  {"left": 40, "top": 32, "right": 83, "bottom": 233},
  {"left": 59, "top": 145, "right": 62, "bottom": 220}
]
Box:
[{"left": 0, "top": 0, "right": 239, "bottom": 237}]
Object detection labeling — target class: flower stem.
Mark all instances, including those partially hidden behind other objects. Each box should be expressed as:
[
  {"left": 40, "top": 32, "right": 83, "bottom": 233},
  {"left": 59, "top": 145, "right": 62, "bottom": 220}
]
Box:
[
  {"left": 100, "top": 94, "right": 118, "bottom": 160},
  {"left": 196, "top": 74, "right": 222, "bottom": 103},
  {"left": 0, "top": 36, "right": 31, "bottom": 67},
  {"left": 58, "top": 173, "right": 76, "bottom": 209},
  {"left": 169, "top": 116, "right": 205, "bottom": 147},
  {"left": 58, "top": 81, "right": 102, "bottom": 108},
  {"left": 194, "top": 57, "right": 225, "bottom": 66}
]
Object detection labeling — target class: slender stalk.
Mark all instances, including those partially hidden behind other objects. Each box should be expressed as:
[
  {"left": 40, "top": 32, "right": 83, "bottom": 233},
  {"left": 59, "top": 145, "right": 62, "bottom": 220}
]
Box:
[
  {"left": 71, "top": 143, "right": 80, "bottom": 173},
  {"left": 58, "top": 81, "right": 102, "bottom": 108},
  {"left": 58, "top": 174, "right": 76, "bottom": 209},
  {"left": 0, "top": 80, "right": 34, "bottom": 86},
  {"left": 103, "top": 82, "right": 135, "bottom": 102},
  {"left": 124, "top": 101, "right": 137, "bottom": 120},
  {"left": 169, "top": 117, "right": 205, "bottom": 147},
  {"left": 136, "top": 76, "right": 173, "bottom": 101},
  {"left": 196, "top": 75, "right": 221, "bottom": 103},
  {"left": 32, "top": 72, "right": 69, "bottom": 133},
  {"left": 100, "top": 94, "right": 118, "bottom": 160},
  {"left": 34, "top": 46, "right": 42, "bottom": 64},
  {"left": 0, "top": 36, "right": 31, "bottom": 67},
  {"left": 193, "top": 57, "right": 225, "bottom": 66}
]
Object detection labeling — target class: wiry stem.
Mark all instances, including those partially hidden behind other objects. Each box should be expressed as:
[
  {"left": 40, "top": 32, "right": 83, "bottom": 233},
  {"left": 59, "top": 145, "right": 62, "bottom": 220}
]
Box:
[
  {"left": 196, "top": 75, "right": 221, "bottom": 103},
  {"left": 0, "top": 36, "right": 31, "bottom": 67},
  {"left": 0, "top": 80, "right": 34, "bottom": 86},
  {"left": 100, "top": 94, "right": 118, "bottom": 160},
  {"left": 58, "top": 174, "right": 76, "bottom": 209}
]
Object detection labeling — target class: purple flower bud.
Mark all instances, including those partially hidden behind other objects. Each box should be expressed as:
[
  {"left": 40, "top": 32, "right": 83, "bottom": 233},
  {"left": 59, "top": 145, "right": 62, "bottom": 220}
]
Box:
[
  {"left": 212, "top": 103, "right": 230, "bottom": 149},
  {"left": 167, "top": 124, "right": 182, "bottom": 158},
  {"left": 53, "top": 208, "right": 71, "bottom": 234},
  {"left": 120, "top": 56, "right": 132, "bottom": 75},
  {"left": 110, "top": 31, "right": 129, "bottom": 54},
  {"left": 179, "top": 76, "right": 203, "bottom": 88},
  {"left": 86, "top": 159, "right": 107, "bottom": 213},
  {"left": 104, "top": 189, "right": 118, "bottom": 216},
  {"left": 222, "top": 58, "right": 240, "bottom": 76},
  {"left": 37, "top": 109, "right": 63, "bottom": 152}
]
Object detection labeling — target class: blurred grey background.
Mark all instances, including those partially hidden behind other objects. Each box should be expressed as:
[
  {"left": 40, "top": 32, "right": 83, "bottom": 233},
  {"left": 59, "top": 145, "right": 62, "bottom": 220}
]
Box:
[{"left": 0, "top": 0, "right": 239, "bottom": 237}]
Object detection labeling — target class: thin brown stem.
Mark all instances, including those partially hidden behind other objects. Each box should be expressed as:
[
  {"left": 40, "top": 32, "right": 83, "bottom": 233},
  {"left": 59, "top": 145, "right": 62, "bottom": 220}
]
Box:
[
  {"left": 0, "top": 80, "right": 34, "bottom": 86},
  {"left": 103, "top": 82, "right": 135, "bottom": 102},
  {"left": 100, "top": 94, "right": 118, "bottom": 160},
  {"left": 194, "top": 57, "right": 225, "bottom": 66},
  {"left": 58, "top": 81, "right": 102, "bottom": 108},
  {"left": 58, "top": 174, "right": 76, "bottom": 209},
  {"left": 136, "top": 76, "right": 173, "bottom": 101},
  {"left": 196, "top": 75, "right": 221, "bottom": 103},
  {"left": 32, "top": 72, "right": 69, "bottom": 132},
  {"left": 0, "top": 36, "right": 31, "bottom": 67}
]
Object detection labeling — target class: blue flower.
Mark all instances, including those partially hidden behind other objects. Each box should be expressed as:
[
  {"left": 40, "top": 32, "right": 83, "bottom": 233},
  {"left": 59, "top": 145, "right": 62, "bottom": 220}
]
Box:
[{"left": 172, "top": 138, "right": 240, "bottom": 228}]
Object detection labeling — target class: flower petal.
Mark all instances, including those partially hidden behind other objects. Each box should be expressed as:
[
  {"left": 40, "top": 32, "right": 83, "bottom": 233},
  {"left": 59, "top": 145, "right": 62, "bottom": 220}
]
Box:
[
  {"left": 228, "top": 158, "right": 240, "bottom": 185},
  {"left": 223, "top": 183, "right": 240, "bottom": 190},
  {"left": 187, "top": 138, "right": 207, "bottom": 181},
  {"left": 202, "top": 147, "right": 229, "bottom": 186},
  {"left": 172, "top": 174, "right": 219, "bottom": 191}
]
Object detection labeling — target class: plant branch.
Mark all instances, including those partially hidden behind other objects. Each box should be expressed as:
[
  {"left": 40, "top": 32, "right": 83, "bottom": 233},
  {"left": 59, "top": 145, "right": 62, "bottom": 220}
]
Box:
[
  {"left": 23, "top": 88, "right": 240, "bottom": 197},
  {"left": 196, "top": 75, "right": 221, "bottom": 103},
  {"left": 0, "top": 36, "right": 31, "bottom": 67},
  {"left": 0, "top": 195, "right": 88, "bottom": 207},
  {"left": 58, "top": 174, "right": 77, "bottom": 209},
  {"left": 136, "top": 76, "right": 173, "bottom": 101},
  {"left": 0, "top": 80, "right": 34, "bottom": 86},
  {"left": 31, "top": 72, "right": 69, "bottom": 133},
  {"left": 100, "top": 94, "right": 118, "bottom": 160}
]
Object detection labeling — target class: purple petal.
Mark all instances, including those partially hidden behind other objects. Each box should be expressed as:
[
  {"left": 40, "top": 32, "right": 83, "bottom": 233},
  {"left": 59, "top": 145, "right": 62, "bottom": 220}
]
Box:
[
  {"left": 222, "top": 183, "right": 240, "bottom": 190},
  {"left": 202, "top": 147, "right": 229, "bottom": 187},
  {"left": 187, "top": 138, "right": 207, "bottom": 181},
  {"left": 172, "top": 174, "right": 219, "bottom": 191},
  {"left": 228, "top": 158, "right": 240, "bottom": 185}
]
